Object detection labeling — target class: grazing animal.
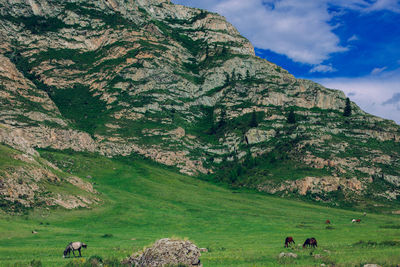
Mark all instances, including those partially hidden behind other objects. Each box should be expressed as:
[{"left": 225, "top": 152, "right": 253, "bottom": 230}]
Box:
[
  {"left": 63, "top": 242, "right": 87, "bottom": 258},
  {"left": 284, "top": 237, "right": 295, "bottom": 247},
  {"left": 325, "top": 219, "right": 331, "bottom": 224},
  {"left": 303, "top": 237, "right": 317, "bottom": 248},
  {"left": 352, "top": 219, "right": 361, "bottom": 223}
]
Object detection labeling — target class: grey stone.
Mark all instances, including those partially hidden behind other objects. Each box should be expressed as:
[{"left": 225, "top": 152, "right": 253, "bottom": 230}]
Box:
[
  {"left": 279, "top": 252, "right": 298, "bottom": 259},
  {"left": 123, "top": 238, "right": 202, "bottom": 267}
]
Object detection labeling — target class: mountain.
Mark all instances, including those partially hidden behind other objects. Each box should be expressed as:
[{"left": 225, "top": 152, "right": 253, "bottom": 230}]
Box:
[{"left": 0, "top": 0, "right": 399, "bottom": 211}]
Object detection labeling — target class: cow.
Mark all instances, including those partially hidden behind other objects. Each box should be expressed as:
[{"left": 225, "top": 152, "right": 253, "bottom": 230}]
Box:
[
  {"left": 63, "top": 242, "right": 87, "bottom": 258},
  {"left": 352, "top": 219, "right": 361, "bottom": 223},
  {"left": 284, "top": 237, "right": 295, "bottom": 248},
  {"left": 303, "top": 237, "right": 317, "bottom": 248},
  {"left": 325, "top": 219, "right": 331, "bottom": 224}
]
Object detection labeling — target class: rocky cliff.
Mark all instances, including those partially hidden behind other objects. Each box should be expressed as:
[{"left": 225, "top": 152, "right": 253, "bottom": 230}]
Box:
[{"left": 0, "top": 0, "right": 399, "bottom": 210}]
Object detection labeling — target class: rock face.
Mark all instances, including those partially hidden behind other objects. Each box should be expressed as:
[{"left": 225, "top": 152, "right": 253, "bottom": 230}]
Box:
[
  {"left": 261, "top": 176, "right": 366, "bottom": 195},
  {"left": 0, "top": 0, "right": 399, "bottom": 208},
  {"left": 0, "top": 144, "right": 99, "bottom": 211},
  {"left": 123, "top": 238, "right": 202, "bottom": 267}
]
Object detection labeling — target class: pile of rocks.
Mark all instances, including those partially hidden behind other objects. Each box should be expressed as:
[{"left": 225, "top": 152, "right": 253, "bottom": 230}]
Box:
[{"left": 122, "top": 238, "right": 202, "bottom": 267}]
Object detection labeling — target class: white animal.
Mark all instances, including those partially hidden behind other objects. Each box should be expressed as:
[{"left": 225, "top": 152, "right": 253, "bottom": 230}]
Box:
[{"left": 63, "top": 242, "right": 87, "bottom": 258}]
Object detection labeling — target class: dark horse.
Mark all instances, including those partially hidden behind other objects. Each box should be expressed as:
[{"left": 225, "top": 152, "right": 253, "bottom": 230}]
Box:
[
  {"left": 63, "top": 242, "right": 87, "bottom": 258},
  {"left": 303, "top": 237, "right": 317, "bottom": 248},
  {"left": 284, "top": 237, "right": 295, "bottom": 248}
]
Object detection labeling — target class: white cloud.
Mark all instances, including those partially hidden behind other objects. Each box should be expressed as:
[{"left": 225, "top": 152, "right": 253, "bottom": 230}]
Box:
[
  {"left": 347, "top": 35, "right": 359, "bottom": 42},
  {"left": 383, "top": 93, "right": 400, "bottom": 107},
  {"left": 172, "top": 0, "right": 399, "bottom": 65},
  {"left": 365, "top": 0, "right": 400, "bottom": 13},
  {"left": 371, "top": 66, "right": 388, "bottom": 75},
  {"left": 310, "top": 64, "right": 337, "bottom": 73},
  {"left": 314, "top": 68, "right": 400, "bottom": 124},
  {"left": 207, "top": 0, "right": 348, "bottom": 64}
]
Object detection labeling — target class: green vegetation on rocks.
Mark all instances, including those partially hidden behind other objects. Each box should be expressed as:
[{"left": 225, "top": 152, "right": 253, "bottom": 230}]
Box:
[{"left": 50, "top": 84, "right": 109, "bottom": 135}]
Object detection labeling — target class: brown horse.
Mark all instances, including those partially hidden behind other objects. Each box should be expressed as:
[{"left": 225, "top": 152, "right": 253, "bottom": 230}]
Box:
[
  {"left": 303, "top": 237, "right": 317, "bottom": 248},
  {"left": 284, "top": 237, "right": 295, "bottom": 247}
]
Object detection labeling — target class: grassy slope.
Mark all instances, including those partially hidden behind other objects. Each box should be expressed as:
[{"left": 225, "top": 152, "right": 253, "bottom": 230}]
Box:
[{"left": 0, "top": 151, "right": 399, "bottom": 266}]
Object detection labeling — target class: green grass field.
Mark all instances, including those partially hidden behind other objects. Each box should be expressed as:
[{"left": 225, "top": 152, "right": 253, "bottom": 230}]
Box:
[{"left": 0, "top": 151, "right": 399, "bottom": 266}]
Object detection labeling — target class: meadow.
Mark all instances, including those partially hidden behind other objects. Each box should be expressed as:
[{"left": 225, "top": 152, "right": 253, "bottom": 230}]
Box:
[{"left": 0, "top": 150, "right": 399, "bottom": 266}]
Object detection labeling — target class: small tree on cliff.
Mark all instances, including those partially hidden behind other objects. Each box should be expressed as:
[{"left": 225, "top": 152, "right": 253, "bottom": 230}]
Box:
[
  {"left": 203, "top": 107, "right": 216, "bottom": 135},
  {"left": 287, "top": 108, "right": 296, "bottom": 124},
  {"left": 249, "top": 110, "right": 258, "bottom": 127},
  {"left": 218, "top": 109, "right": 227, "bottom": 129},
  {"left": 246, "top": 70, "right": 251, "bottom": 80},
  {"left": 224, "top": 72, "right": 230, "bottom": 86},
  {"left": 343, "top": 97, "right": 352, "bottom": 117}
]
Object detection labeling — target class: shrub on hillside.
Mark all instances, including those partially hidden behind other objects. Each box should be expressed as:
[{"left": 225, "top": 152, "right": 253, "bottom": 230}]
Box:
[
  {"left": 343, "top": 97, "right": 352, "bottom": 117},
  {"left": 287, "top": 109, "right": 296, "bottom": 124}
]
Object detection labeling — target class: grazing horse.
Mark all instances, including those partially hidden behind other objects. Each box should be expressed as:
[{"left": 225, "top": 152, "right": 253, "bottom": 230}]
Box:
[
  {"left": 325, "top": 219, "right": 331, "bottom": 224},
  {"left": 303, "top": 237, "right": 317, "bottom": 248},
  {"left": 63, "top": 242, "right": 87, "bottom": 258},
  {"left": 284, "top": 237, "right": 295, "bottom": 248}
]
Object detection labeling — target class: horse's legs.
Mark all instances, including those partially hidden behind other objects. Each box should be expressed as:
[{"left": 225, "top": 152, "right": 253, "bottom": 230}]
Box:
[
  {"left": 78, "top": 248, "right": 81, "bottom": 257},
  {"left": 72, "top": 249, "right": 76, "bottom": 257}
]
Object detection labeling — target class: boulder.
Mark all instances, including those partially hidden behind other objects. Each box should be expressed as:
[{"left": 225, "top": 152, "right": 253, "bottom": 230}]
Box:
[
  {"left": 245, "top": 128, "right": 276, "bottom": 145},
  {"left": 123, "top": 238, "right": 202, "bottom": 267},
  {"left": 279, "top": 252, "right": 298, "bottom": 259}
]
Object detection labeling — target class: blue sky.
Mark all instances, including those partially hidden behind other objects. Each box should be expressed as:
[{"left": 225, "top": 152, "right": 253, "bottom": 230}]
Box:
[{"left": 171, "top": 0, "right": 400, "bottom": 124}]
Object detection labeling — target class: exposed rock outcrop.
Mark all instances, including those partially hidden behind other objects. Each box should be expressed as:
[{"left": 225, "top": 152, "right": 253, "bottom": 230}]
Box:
[
  {"left": 260, "top": 176, "right": 367, "bottom": 196},
  {"left": 0, "top": 145, "right": 99, "bottom": 210}
]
